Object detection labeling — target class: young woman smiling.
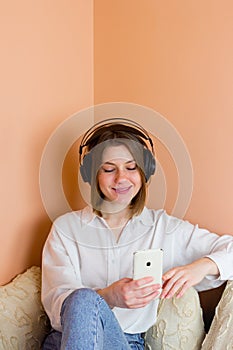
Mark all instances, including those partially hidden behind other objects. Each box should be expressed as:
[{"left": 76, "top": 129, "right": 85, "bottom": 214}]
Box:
[{"left": 42, "top": 119, "right": 233, "bottom": 350}]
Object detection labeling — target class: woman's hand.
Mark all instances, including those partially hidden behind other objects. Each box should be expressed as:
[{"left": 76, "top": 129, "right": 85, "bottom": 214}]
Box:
[
  {"left": 97, "top": 277, "right": 161, "bottom": 309},
  {"left": 161, "top": 257, "right": 219, "bottom": 299}
]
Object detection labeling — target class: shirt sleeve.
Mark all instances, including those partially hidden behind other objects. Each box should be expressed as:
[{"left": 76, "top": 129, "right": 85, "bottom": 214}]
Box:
[
  {"left": 166, "top": 216, "right": 233, "bottom": 291},
  {"left": 41, "top": 221, "right": 84, "bottom": 331}
]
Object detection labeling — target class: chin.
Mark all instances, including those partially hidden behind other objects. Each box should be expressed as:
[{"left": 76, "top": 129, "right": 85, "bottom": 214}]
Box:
[{"left": 113, "top": 197, "right": 132, "bottom": 207}]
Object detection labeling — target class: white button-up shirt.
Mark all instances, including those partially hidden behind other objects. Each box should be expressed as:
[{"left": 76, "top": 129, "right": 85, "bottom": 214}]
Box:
[{"left": 42, "top": 206, "right": 233, "bottom": 333}]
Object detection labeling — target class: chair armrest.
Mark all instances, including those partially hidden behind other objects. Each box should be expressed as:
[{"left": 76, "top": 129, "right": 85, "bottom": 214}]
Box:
[
  {"left": 144, "top": 287, "right": 205, "bottom": 350},
  {"left": 201, "top": 280, "right": 233, "bottom": 349}
]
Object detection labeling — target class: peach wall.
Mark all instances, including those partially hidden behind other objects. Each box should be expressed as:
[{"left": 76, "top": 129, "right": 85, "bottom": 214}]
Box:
[
  {"left": 1, "top": 1, "right": 233, "bottom": 285},
  {"left": 94, "top": 1, "right": 233, "bottom": 235},
  {"left": 0, "top": 1, "right": 93, "bottom": 284}
]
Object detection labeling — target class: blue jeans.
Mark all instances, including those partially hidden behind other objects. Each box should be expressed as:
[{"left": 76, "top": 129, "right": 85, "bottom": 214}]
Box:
[{"left": 43, "top": 288, "right": 145, "bottom": 350}]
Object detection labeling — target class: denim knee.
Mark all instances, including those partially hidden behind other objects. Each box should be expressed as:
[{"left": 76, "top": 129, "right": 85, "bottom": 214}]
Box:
[
  {"left": 61, "top": 288, "right": 100, "bottom": 319},
  {"left": 71, "top": 287, "right": 99, "bottom": 302}
]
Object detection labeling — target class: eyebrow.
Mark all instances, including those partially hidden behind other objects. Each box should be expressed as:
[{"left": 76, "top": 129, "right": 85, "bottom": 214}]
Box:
[{"left": 103, "top": 160, "right": 136, "bottom": 165}]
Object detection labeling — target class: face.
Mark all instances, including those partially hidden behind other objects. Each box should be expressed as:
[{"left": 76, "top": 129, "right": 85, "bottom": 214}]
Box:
[{"left": 97, "top": 145, "right": 142, "bottom": 206}]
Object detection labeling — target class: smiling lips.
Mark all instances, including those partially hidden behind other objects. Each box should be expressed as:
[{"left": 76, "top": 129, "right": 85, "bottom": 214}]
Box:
[{"left": 114, "top": 186, "right": 132, "bottom": 194}]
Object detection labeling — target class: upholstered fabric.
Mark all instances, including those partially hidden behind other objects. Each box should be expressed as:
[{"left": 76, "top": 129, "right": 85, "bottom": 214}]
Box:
[
  {"left": 0, "top": 266, "right": 50, "bottom": 349},
  {"left": 144, "top": 287, "right": 206, "bottom": 350},
  {"left": 0, "top": 266, "right": 232, "bottom": 350},
  {"left": 201, "top": 280, "right": 233, "bottom": 349}
]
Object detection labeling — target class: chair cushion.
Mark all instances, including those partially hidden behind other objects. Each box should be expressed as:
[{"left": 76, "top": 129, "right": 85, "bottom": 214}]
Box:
[
  {"left": 0, "top": 266, "right": 50, "bottom": 349},
  {"left": 144, "top": 287, "right": 206, "bottom": 350},
  {"left": 201, "top": 280, "right": 233, "bottom": 349}
]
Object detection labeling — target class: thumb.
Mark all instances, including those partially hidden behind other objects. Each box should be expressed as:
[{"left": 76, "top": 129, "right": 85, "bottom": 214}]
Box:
[{"left": 119, "top": 278, "right": 132, "bottom": 283}]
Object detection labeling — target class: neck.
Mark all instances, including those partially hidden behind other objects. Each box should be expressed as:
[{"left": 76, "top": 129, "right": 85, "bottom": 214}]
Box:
[
  {"left": 101, "top": 208, "right": 131, "bottom": 242},
  {"left": 101, "top": 207, "right": 131, "bottom": 229}
]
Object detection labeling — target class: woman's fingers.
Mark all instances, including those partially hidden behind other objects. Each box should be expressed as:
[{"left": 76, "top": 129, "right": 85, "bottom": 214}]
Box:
[
  {"left": 128, "top": 289, "right": 161, "bottom": 308},
  {"left": 124, "top": 278, "right": 161, "bottom": 308},
  {"left": 160, "top": 261, "right": 209, "bottom": 299}
]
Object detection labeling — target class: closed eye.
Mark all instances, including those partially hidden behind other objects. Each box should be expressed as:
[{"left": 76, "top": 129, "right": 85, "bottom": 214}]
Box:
[
  {"left": 103, "top": 168, "right": 115, "bottom": 173},
  {"left": 126, "top": 165, "right": 137, "bottom": 171},
  {"left": 101, "top": 160, "right": 137, "bottom": 173},
  {"left": 126, "top": 161, "right": 137, "bottom": 171},
  {"left": 102, "top": 165, "right": 137, "bottom": 172}
]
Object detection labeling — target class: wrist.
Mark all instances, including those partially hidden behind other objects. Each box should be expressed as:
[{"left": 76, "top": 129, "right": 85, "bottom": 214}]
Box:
[
  {"left": 97, "top": 288, "right": 114, "bottom": 309},
  {"left": 201, "top": 257, "right": 219, "bottom": 276}
]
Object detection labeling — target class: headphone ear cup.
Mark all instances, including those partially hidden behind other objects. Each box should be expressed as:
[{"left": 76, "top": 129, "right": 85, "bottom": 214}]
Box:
[
  {"left": 143, "top": 148, "right": 156, "bottom": 182},
  {"left": 80, "top": 152, "right": 92, "bottom": 184}
]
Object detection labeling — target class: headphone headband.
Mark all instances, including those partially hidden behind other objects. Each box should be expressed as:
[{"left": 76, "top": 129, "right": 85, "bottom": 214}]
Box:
[{"left": 79, "top": 118, "right": 154, "bottom": 159}]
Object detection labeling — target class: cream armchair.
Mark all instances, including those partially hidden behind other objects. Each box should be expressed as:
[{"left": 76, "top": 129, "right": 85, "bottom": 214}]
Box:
[
  {"left": 0, "top": 266, "right": 232, "bottom": 349},
  {"left": 144, "top": 280, "right": 233, "bottom": 349}
]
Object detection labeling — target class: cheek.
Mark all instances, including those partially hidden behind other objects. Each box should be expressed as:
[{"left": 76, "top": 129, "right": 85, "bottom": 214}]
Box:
[
  {"left": 98, "top": 174, "right": 111, "bottom": 191},
  {"left": 133, "top": 173, "right": 142, "bottom": 187}
]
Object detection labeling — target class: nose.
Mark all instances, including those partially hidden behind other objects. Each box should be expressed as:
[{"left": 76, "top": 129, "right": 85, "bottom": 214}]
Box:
[{"left": 115, "top": 168, "right": 127, "bottom": 183}]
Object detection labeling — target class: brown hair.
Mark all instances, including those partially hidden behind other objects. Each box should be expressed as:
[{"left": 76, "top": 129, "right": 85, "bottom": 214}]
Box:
[{"left": 83, "top": 125, "right": 149, "bottom": 217}]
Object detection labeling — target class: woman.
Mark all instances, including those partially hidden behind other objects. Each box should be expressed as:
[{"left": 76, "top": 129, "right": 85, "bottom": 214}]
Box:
[{"left": 42, "top": 118, "right": 233, "bottom": 349}]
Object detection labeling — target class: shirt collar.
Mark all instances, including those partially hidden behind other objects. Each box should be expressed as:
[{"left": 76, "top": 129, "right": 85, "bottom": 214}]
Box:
[
  {"left": 80, "top": 206, "right": 97, "bottom": 226},
  {"left": 80, "top": 206, "right": 155, "bottom": 227},
  {"left": 131, "top": 207, "right": 155, "bottom": 226}
]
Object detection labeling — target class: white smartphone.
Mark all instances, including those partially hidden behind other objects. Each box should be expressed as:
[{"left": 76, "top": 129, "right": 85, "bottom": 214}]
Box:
[{"left": 133, "top": 248, "right": 163, "bottom": 286}]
